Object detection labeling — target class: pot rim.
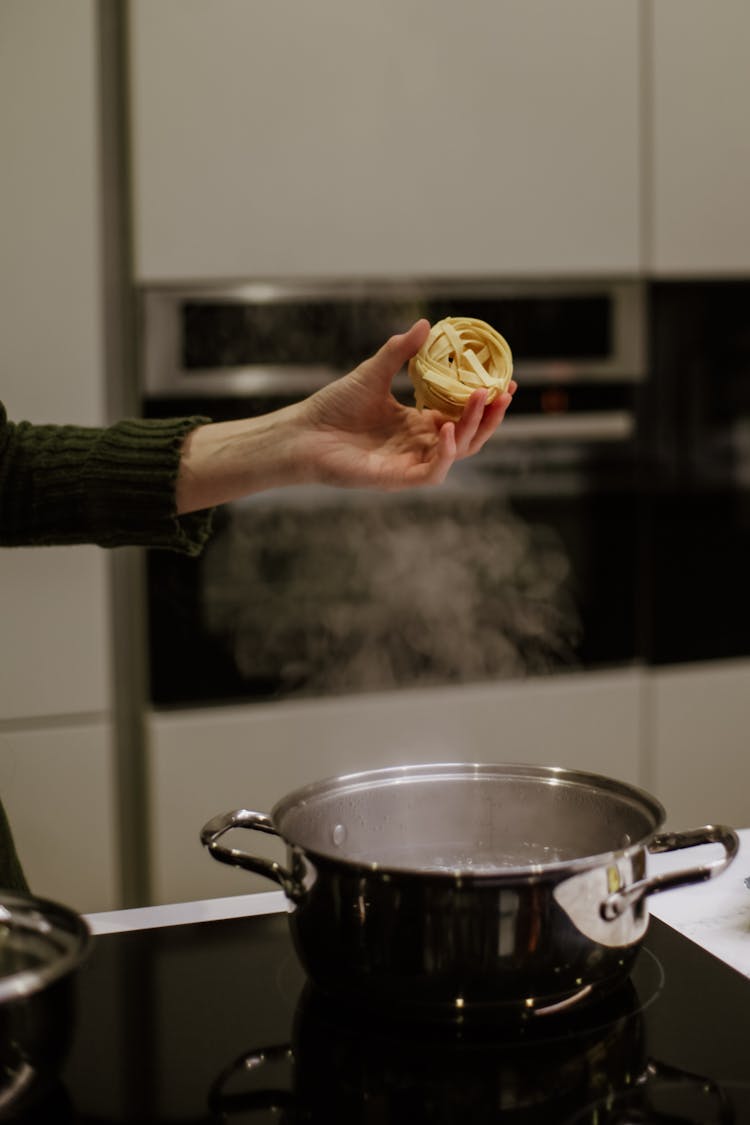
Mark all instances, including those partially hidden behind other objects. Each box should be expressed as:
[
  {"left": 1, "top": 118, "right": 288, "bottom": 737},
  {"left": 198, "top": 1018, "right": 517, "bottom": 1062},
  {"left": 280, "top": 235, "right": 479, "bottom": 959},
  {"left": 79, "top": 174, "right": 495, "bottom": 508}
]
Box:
[
  {"left": 0, "top": 891, "right": 91, "bottom": 1004},
  {"left": 269, "top": 761, "right": 667, "bottom": 880}
]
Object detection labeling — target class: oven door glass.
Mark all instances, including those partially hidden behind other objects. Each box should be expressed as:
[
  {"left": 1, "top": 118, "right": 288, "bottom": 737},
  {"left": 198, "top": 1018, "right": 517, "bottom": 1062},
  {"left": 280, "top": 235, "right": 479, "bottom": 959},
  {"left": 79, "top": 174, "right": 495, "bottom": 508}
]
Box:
[{"left": 146, "top": 437, "right": 641, "bottom": 708}]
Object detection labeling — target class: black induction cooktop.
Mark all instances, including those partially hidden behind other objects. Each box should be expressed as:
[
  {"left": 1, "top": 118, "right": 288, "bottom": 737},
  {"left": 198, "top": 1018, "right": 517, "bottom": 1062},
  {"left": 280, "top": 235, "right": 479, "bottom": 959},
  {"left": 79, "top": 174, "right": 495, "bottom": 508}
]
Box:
[{"left": 11, "top": 911, "right": 750, "bottom": 1123}]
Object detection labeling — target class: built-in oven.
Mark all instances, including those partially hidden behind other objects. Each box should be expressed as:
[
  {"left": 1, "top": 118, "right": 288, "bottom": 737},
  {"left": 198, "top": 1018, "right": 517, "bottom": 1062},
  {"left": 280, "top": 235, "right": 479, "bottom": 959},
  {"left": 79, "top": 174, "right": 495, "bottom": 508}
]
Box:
[{"left": 141, "top": 280, "right": 648, "bottom": 708}]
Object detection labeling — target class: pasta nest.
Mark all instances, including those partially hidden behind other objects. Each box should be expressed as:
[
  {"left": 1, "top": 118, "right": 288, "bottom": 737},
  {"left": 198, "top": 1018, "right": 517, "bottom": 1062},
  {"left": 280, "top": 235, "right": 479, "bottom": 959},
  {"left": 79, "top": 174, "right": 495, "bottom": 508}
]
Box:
[{"left": 408, "top": 316, "right": 513, "bottom": 419}]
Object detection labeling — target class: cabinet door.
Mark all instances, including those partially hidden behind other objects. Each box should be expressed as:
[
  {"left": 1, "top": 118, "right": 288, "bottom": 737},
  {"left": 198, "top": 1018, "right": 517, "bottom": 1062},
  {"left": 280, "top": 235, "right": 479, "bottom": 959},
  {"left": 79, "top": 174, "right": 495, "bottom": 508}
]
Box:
[
  {"left": 0, "top": 548, "right": 111, "bottom": 719},
  {"left": 0, "top": 2, "right": 112, "bottom": 721},
  {"left": 130, "top": 0, "right": 640, "bottom": 280},
  {"left": 0, "top": 0, "right": 104, "bottom": 422},
  {"left": 148, "top": 668, "right": 643, "bottom": 904},
  {"left": 647, "top": 660, "right": 750, "bottom": 830},
  {"left": 651, "top": 0, "right": 750, "bottom": 274},
  {"left": 0, "top": 721, "right": 119, "bottom": 913}
]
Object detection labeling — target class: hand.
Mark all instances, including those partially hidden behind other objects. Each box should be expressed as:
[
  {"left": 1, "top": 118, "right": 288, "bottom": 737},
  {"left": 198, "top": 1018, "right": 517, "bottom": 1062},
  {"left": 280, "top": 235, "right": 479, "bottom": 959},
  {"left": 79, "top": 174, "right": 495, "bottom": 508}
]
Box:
[
  {"left": 295, "top": 319, "right": 516, "bottom": 490},
  {"left": 176, "top": 320, "right": 516, "bottom": 513}
]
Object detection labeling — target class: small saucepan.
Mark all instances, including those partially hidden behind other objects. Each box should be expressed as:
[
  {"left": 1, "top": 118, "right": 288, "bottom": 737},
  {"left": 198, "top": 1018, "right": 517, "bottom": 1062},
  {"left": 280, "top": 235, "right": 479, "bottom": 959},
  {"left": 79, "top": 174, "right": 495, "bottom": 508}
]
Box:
[
  {"left": 0, "top": 891, "right": 89, "bottom": 1118},
  {"left": 201, "top": 763, "right": 738, "bottom": 1019}
]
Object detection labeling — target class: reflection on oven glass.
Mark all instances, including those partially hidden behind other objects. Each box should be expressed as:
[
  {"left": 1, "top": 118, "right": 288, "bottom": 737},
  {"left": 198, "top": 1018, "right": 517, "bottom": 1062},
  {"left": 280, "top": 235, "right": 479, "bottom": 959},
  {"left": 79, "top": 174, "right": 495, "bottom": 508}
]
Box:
[{"left": 200, "top": 488, "right": 581, "bottom": 699}]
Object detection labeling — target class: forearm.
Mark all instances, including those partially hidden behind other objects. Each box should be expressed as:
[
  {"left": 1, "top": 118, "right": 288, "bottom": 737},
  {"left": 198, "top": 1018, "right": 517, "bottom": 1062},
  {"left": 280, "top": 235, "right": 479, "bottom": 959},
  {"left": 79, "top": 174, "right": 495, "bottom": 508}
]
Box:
[{"left": 175, "top": 403, "right": 312, "bottom": 514}]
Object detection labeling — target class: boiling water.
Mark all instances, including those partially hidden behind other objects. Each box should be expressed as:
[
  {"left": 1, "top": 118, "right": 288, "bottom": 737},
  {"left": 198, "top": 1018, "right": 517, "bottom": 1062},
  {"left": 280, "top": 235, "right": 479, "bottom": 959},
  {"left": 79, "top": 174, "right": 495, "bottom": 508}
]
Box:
[{"left": 351, "top": 839, "right": 574, "bottom": 873}]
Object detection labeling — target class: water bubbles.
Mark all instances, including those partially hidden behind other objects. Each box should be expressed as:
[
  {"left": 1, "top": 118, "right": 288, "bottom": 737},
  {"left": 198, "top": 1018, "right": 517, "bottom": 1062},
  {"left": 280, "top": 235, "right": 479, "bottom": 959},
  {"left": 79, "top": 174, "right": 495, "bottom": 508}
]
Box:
[{"left": 332, "top": 824, "right": 347, "bottom": 847}]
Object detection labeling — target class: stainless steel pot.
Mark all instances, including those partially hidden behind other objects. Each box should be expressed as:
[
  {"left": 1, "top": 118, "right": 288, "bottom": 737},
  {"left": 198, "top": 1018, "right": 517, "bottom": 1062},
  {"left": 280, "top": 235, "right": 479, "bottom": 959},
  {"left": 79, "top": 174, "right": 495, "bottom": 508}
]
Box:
[
  {"left": 201, "top": 763, "right": 738, "bottom": 1018},
  {"left": 0, "top": 892, "right": 90, "bottom": 1118}
]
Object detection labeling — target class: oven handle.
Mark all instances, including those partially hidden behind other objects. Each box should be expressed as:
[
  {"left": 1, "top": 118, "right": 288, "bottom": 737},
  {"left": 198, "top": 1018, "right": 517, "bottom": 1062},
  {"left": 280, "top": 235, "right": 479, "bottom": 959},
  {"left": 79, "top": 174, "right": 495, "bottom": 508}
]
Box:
[
  {"left": 200, "top": 809, "right": 297, "bottom": 899},
  {"left": 497, "top": 410, "right": 634, "bottom": 443},
  {"left": 601, "top": 824, "right": 739, "bottom": 921}
]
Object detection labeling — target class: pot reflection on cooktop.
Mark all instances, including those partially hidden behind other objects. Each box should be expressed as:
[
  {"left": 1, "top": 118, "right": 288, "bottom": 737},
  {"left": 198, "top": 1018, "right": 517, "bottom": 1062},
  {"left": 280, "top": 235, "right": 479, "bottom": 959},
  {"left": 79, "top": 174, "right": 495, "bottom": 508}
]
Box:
[
  {"left": 57, "top": 913, "right": 750, "bottom": 1123},
  {"left": 210, "top": 950, "right": 664, "bottom": 1123},
  {"left": 568, "top": 1068, "right": 750, "bottom": 1124}
]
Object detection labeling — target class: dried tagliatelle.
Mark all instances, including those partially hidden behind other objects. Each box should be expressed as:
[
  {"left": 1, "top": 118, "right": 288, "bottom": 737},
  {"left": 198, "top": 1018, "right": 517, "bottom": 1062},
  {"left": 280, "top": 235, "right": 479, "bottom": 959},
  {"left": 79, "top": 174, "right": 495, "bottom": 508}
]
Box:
[{"left": 408, "top": 317, "right": 513, "bottom": 419}]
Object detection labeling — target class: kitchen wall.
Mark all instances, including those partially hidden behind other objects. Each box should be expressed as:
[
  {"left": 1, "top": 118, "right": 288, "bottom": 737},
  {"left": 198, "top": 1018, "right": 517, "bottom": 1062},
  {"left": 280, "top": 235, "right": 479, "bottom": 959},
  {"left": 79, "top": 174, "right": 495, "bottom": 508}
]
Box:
[
  {"left": 0, "top": 0, "right": 119, "bottom": 912},
  {"left": 1, "top": 1, "right": 749, "bottom": 912}
]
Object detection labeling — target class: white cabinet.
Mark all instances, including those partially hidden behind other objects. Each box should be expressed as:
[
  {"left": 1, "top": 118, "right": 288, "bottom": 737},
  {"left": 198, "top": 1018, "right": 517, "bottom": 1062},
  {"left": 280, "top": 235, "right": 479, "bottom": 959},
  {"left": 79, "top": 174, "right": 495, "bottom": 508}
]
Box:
[
  {"left": 650, "top": 0, "right": 750, "bottom": 274},
  {"left": 0, "top": 720, "right": 119, "bottom": 913},
  {"left": 0, "top": 0, "right": 104, "bottom": 425},
  {"left": 0, "top": 3, "right": 117, "bottom": 911},
  {"left": 147, "top": 668, "right": 643, "bottom": 904},
  {"left": 646, "top": 660, "right": 750, "bottom": 831},
  {"left": 129, "top": 0, "right": 641, "bottom": 280},
  {"left": 0, "top": 0, "right": 111, "bottom": 720},
  {"left": 0, "top": 547, "right": 111, "bottom": 720}
]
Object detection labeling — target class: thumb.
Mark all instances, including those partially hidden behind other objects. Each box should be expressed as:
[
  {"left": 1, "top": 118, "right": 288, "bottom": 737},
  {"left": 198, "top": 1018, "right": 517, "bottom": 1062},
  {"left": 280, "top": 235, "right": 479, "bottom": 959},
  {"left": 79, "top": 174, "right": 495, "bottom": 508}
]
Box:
[{"left": 361, "top": 319, "right": 431, "bottom": 387}]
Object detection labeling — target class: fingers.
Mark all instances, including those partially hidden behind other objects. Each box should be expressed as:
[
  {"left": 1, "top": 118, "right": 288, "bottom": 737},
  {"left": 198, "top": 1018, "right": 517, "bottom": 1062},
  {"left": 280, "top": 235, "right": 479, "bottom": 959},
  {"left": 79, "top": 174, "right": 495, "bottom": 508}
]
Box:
[
  {"left": 403, "top": 420, "right": 456, "bottom": 487},
  {"left": 435, "top": 418, "right": 456, "bottom": 467},
  {"left": 363, "top": 319, "right": 431, "bottom": 389},
  {"left": 392, "top": 318, "right": 431, "bottom": 362},
  {"left": 454, "top": 387, "right": 514, "bottom": 458},
  {"left": 409, "top": 379, "right": 515, "bottom": 487},
  {"left": 453, "top": 389, "right": 489, "bottom": 456},
  {"left": 469, "top": 391, "right": 513, "bottom": 452}
]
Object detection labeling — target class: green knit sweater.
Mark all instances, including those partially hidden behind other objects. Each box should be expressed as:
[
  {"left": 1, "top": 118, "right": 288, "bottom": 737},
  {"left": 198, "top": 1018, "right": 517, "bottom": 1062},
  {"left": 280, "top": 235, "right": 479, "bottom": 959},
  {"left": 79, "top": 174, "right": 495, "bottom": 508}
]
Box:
[
  {"left": 0, "top": 402, "right": 214, "bottom": 893},
  {"left": 0, "top": 402, "right": 213, "bottom": 553}
]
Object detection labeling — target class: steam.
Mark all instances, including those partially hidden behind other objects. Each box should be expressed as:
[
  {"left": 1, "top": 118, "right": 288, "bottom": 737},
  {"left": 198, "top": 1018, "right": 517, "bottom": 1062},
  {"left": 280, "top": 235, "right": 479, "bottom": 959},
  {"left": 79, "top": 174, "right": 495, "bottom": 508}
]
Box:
[{"left": 200, "top": 482, "right": 581, "bottom": 698}]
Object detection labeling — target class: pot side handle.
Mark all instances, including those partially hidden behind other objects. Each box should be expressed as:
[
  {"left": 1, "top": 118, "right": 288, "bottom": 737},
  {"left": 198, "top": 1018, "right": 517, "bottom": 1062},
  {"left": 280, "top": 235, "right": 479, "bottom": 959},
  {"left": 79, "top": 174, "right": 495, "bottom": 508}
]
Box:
[
  {"left": 208, "top": 1044, "right": 294, "bottom": 1118},
  {"left": 602, "top": 824, "right": 739, "bottom": 921},
  {"left": 200, "top": 809, "right": 296, "bottom": 898}
]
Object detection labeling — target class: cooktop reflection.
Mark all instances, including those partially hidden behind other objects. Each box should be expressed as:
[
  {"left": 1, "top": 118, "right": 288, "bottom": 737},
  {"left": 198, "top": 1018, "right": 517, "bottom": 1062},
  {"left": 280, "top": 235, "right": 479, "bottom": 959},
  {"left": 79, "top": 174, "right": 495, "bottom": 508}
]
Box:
[{"left": 15, "top": 911, "right": 750, "bottom": 1122}]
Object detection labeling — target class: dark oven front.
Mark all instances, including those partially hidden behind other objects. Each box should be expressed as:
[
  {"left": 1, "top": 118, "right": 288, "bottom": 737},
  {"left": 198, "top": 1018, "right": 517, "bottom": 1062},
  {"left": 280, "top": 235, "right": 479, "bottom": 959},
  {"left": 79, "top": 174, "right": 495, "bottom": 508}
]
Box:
[{"left": 142, "top": 280, "right": 647, "bottom": 708}]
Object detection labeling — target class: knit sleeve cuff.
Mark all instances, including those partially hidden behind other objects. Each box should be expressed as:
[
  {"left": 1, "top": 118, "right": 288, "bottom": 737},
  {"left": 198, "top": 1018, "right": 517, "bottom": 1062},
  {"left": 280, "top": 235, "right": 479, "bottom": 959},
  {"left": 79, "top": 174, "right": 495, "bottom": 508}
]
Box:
[
  {"left": 81, "top": 416, "right": 215, "bottom": 555},
  {"left": 8, "top": 415, "right": 215, "bottom": 555}
]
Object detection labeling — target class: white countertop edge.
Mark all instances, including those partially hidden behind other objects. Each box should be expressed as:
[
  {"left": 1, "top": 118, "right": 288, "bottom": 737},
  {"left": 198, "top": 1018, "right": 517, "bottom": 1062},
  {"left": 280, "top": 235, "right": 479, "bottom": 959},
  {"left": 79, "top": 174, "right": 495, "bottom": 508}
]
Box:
[
  {"left": 84, "top": 889, "right": 287, "bottom": 934},
  {"left": 85, "top": 830, "right": 750, "bottom": 982},
  {"left": 648, "top": 826, "right": 750, "bottom": 978}
]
